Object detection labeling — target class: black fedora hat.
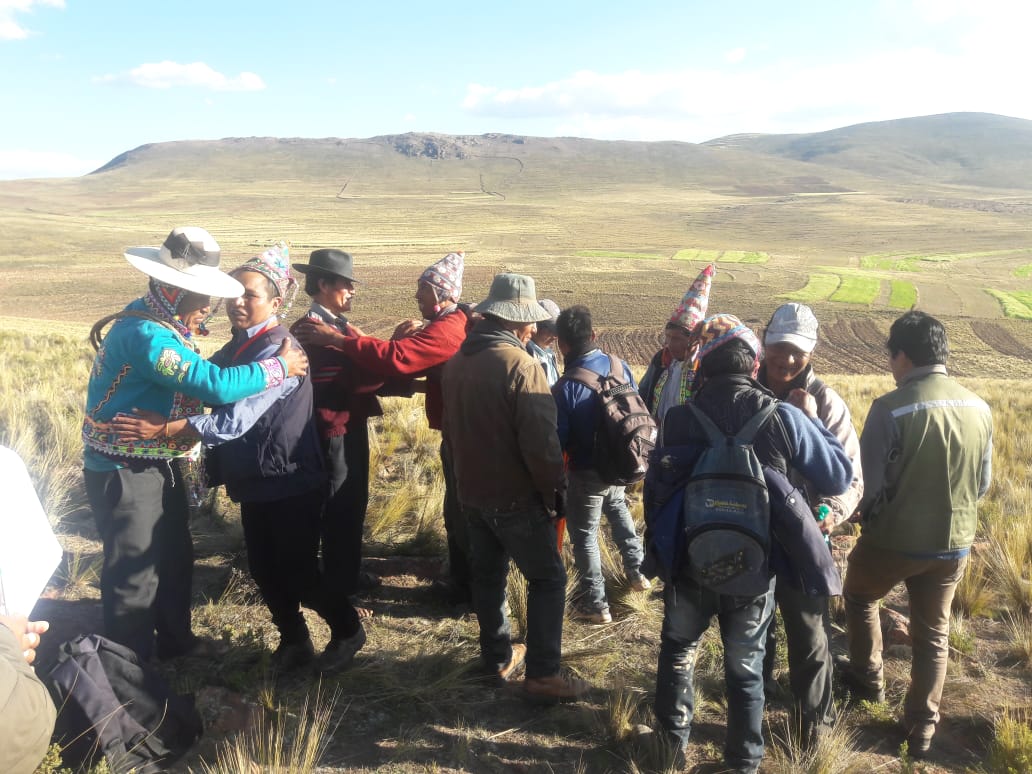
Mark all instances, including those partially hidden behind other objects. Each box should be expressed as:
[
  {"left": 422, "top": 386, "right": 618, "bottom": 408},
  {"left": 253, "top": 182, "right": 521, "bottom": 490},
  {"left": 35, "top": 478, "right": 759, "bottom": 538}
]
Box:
[{"left": 292, "top": 249, "right": 359, "bottom": 283}]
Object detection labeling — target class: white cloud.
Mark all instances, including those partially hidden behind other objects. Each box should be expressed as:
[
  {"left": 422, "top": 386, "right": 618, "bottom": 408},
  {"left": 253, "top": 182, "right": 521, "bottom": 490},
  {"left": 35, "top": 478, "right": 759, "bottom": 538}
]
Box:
[
  {"left": 95, "top": 61, "right": 266, "bottom": 92},
  {"left": 0, "top": 0, "right": 64, "bottom": 41},
  {"left": 724, "top": 47, "right": 747, "bottom": 64},
  {"left": 0, "top": 149, "right": 100, "bottom": 180},
  {"left": 462, "top": 36, "right": 1032, "bottom": 142}
]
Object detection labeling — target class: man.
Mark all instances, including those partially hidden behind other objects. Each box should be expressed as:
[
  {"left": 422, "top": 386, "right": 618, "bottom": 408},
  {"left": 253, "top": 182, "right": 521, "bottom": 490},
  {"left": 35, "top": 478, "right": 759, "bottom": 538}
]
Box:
[
  {"left": 526, "top": 298, "right": 561, "bottom": 386},
  {"left": 290, "top": 249, "right": 385, "bottom": 604},
  {"left": 646, "top": 314, "right": 852, "bottom": 774},
  {"left": 553, "top": 304, "right": 650, "bottom": 625},
  {"left": 84, "top": 227, "right": 307, "bottom": 661},
  {"left": 840, "top": 311, "right": 992, "bottom": 757},
  {"left": 295, "top": 252, "right": 473, "bottom": 606},
  {"left": 115, "top": 246, "right": 365, "bottom": 673},
  {"left": 441, "top": 274, "right": 589, "bottom": 703},
  {"left": 639, "top": 264, "right": 714, "bottom": 436},
  {"left": 0, "top": 615, "right": 54, "bottom": 774},
  {"left": 757, "top": 302, "right": 863, "bottom": 744}
]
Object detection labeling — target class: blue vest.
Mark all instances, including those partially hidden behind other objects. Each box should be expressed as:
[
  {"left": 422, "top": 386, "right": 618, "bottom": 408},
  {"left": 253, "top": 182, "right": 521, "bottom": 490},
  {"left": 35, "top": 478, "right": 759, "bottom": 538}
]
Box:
[{"left": 207, "top": 325, "right": 326, "bottom": 503}]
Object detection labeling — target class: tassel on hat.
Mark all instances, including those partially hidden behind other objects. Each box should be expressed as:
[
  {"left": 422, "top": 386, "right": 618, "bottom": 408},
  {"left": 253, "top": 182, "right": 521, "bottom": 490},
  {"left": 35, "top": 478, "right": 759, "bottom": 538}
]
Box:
[
  {"left": 669, "top": 263, "right": 715, "bottom": 331},
  {"left": 419, "top": 251, "right": 464, "bottom": 302}
]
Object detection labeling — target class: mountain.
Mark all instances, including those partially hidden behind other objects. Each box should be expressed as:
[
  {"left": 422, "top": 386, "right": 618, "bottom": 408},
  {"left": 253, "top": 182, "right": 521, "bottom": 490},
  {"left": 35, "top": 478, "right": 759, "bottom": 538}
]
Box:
[{"left": 704, "top": 113, "right": 1032, "bottom": 190}]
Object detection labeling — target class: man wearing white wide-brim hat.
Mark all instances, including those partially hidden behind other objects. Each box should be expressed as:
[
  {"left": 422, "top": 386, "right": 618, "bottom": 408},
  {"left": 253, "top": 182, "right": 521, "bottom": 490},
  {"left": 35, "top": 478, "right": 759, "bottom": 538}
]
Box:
[
  {"left": 441, "top": 273, "right": 590, "bottom": 704},
  {"left": 82, "top": 227, "right": 308, "bottom": 662}
]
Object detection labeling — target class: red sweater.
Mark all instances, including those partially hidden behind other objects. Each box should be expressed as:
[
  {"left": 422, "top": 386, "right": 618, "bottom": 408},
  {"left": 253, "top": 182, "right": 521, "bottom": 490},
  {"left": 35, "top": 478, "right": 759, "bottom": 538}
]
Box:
[
  {"left": 334, "top": 306, "right": 469, "bottom": 430},
  {"left": 289, "top": 318, "right": 384, "bottom": 439}
]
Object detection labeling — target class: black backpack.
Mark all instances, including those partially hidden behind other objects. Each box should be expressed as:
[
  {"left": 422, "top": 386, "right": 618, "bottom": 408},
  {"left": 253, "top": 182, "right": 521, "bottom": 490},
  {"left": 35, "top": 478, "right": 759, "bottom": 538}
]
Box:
[
  {"left": 564, "top": 354, "right": 658, "bottom": 486},
  {"left": 44, "top": 634, "right": 203, "bottom": 773},
  {"left": 680, "top": 402, "right": 778, "bottom": 596}
]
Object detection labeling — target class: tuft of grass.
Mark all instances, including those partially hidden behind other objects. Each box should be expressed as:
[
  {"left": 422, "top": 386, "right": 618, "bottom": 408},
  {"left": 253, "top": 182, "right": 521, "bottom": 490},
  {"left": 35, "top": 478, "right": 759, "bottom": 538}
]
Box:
[
  {"left": 764, "top": 714, "right": 867, "bottom": 774},
  {"left": 987, "top": 708, "right": 1032, "bottom": 774},
  {"left": 199, "top": 684, "right": 340, "bottom": 774},
  {"left": 984, "top": 535, "right": 1032, "bottom": 617},
  {"left": 952, "top": 558, "right": 995, "bottom": 619},
  {"left": 949, "top": 613, "right": 977, "bottom": 656},
  {"left": 506, "top": 563, "right": 528, "bottom": 639},
  {"left": 1003, "top": 613, "right": 1032, "bottom": 669}
]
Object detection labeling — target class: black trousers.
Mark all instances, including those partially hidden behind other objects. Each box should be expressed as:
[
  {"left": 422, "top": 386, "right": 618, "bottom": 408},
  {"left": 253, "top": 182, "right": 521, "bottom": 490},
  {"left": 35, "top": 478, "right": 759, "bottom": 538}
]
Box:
[
  {"left": 85, "top": 464, "right": 195, "bottom": 661},
  {"left": 241, "top": 488, "right": 360, "bottom": 644},
  {"left": 321, "top": 424, "right": 370, "bottom": 596},
  {"left": 440, "top": 441, "right": 472, "bottom": 598}
]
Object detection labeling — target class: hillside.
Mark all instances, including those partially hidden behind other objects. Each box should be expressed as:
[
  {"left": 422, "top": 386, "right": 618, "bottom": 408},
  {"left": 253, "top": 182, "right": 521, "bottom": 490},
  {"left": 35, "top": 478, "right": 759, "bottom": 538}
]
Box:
[
  {"left": 1, "top": 114, "right": 1031, "bottom": 376},
  {"left": 705, "top": 112, "right": 1032, "bottom": 191}
]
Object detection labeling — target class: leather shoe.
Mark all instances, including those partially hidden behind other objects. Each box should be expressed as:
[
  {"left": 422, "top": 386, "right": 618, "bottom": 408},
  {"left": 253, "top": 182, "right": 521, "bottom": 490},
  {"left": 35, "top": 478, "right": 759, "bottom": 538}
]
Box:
[
  {"left": 835, "top": 657, "right": 885, "bottom": 703},
  {"left": 521, "top": 671, "right": 591, "bottom": 705},
  {"left": 272, "top": 637, "right": 316, "bottom": 672},
  {"left": 317, "top": 626, "right": 366, "bottom": 674}
]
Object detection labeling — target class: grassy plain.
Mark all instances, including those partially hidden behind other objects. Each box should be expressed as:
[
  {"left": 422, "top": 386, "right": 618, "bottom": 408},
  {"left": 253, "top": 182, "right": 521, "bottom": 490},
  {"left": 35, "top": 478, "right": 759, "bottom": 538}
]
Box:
[{"left": 0, "top": 132, "right": 1030, "bottom": 772}]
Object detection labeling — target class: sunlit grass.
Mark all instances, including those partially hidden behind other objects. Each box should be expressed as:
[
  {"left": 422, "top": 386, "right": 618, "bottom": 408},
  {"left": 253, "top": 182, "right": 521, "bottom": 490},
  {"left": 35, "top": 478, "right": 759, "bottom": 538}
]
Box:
[
  {"left": 888, "top": 279, "right": 918, "bottom": 309},
  {"left": 781, "top": 273, "right": 841, "bottom": 302},
  {"left": 829, "top": 275, "right": 881, "bottom": 305}
]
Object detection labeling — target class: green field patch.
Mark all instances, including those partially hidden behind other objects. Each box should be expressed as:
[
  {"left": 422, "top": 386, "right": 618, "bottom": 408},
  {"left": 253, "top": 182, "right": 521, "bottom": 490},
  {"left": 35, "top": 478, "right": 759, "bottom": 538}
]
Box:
[
  {"left": 575, "top": 250, "right": 664, "bottom": 261},
  {"left": 830, "top": 275, "right": 881, "bottom": 305},
  {"left": 862, "top": 249, "right": 1026, "bottom": 272},
  {"left": 780, "top": 273, "right": 840, "bottom": 302},
  {"left": 986, "top": 289, "right": 1032, "bottom": 320},
  {"left": 673, "top": 249, "right": 769, "bottom": 263},
  {"left": 1014, "top": 263, "right": 1032, "bottom": 278},
  {"left": 888, "top": 280, "right": 918, "bottom": 309}
]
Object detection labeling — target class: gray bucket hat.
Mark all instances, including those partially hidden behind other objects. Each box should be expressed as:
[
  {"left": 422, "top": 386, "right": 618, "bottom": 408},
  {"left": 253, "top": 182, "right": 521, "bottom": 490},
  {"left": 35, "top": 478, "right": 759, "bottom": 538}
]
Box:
[{"left": 474, "top": 273, "right": 553, "bottom": 323}]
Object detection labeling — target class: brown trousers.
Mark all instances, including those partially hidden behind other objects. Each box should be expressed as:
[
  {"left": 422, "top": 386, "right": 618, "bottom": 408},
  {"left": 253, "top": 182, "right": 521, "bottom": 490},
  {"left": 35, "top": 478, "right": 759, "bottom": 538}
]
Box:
[{"left": 843, "top": 539, "right": 967, "bottom": 741}]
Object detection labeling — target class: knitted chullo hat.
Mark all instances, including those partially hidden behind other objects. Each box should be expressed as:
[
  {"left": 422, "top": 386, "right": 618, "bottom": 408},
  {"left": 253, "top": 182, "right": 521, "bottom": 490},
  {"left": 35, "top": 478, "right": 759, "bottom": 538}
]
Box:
[
  {"left": 694, "top": 313, "right": 762, "bottom": 364},
  {"left": 669, "top": 263, "right": 715, "bottom": 331},
  {"left": 419, "top": 251, "right": 464, "bottom": 301},
  {"left": 234, "top": 241, "right": 298, "bottom": 316}
]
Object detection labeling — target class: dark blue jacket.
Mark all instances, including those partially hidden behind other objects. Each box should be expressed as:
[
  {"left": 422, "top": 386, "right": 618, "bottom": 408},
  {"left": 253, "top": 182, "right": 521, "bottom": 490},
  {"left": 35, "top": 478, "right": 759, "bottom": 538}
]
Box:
[
  {"left": 553, "top": 348, "right": 636, "bottom": 471},
  {"left": 643, "top": 373, "right": 851, "bottom": 581},
  {"left": 206, "top": 325, "right": 326, "bottom": 503}
]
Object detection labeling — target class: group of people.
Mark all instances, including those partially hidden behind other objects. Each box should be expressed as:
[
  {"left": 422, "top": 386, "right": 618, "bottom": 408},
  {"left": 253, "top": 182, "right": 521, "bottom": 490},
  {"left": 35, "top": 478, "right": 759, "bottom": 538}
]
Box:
[{"left": 1, "top": 226, "right": 993, "bottom": 773}]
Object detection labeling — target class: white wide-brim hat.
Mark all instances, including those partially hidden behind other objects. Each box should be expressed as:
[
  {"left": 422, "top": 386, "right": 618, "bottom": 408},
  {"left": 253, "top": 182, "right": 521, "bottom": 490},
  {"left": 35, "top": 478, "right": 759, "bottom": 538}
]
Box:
[{"left": 124, "top": 226, "right": 244, "bottom": 298}]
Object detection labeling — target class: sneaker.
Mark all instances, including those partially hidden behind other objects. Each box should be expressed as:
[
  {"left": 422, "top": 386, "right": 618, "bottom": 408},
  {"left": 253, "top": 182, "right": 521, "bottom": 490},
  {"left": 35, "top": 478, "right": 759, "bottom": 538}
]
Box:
[
  {"left": 570, "top": 605, "right": 612, "bottom": 624},
  {"left": 496, "top": 643, "right": 527, "bottom": 682},
  {"left": 835, "top": 656, "right": 885, "bottom": 703},
  {"left": 521, "top": 671, "right": 591, "bottom": 705},
  {"left": 629, "top": 573, "right": 652, "bottom": 592},
  {"left": 317, "top": 626, "right": 366, "bottom": 674},
  {"left": 272, "top": 637, "right": 316, "bottom": 672}
]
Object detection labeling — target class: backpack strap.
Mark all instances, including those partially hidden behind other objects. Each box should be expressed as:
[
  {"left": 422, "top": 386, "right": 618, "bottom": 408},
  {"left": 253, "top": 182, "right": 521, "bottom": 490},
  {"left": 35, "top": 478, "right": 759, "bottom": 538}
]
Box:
[
  {"left": 686, "top": 401, "right": 779, "bottom": 446},
  {"left": 735, "top": 402, "right": 780, "bottom": 445}
]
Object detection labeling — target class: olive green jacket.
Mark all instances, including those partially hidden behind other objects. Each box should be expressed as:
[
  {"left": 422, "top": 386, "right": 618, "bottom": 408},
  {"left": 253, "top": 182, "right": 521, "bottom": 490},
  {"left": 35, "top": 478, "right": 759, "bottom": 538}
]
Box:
[
  {"left": 0, "top": 623, "right": 56, "bottom": 774},
  {"left": 857, "top": 366, "right": 993, "bottom": 554}
]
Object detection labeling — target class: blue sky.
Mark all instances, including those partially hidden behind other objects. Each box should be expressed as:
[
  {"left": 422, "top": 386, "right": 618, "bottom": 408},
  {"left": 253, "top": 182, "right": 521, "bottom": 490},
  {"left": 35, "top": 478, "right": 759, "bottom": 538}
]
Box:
[{"left": 1, "top": 0, "right": 1029, "bottom": 179}]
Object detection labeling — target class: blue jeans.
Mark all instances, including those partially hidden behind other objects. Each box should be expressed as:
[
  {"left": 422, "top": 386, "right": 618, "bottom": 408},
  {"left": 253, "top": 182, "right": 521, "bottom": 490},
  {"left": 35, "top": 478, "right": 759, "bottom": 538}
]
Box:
[
  {"left": 566, "top": 468, "right": 644, "bottom": 611},
  {"left": 655, "top": 578, "right": 774, "bottom": 773},
  {"left": 465, "top": 501, "right": 567, "bottom": 679}
]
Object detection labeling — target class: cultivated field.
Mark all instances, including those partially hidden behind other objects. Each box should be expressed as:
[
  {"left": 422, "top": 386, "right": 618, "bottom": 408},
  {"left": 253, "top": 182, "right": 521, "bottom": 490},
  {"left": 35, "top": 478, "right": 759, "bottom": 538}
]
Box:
[{"left": 0, "top": 131, "right": 1030, "bottom": 773}]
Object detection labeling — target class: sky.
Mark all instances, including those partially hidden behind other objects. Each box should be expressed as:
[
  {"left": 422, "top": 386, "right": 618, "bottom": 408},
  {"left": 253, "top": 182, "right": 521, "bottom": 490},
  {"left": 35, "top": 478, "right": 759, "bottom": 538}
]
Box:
[{"left": 1, "top": 0, "right": 1030, "bottom": 179}]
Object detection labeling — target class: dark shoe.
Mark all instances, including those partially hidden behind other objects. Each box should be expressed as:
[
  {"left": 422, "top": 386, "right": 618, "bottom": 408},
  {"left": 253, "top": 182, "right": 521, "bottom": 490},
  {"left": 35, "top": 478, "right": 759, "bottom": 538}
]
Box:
[
  {"left": 317, "top": 627, "right": 366, "bottom": 674},
  {"left": 521, "top": 671, "right": 591, "bottom": 705},
  {"left": 569, "top": 605, "right": 612, "bottom": 624},
  {"left": 272, "top": 637, "right": 316, "bottom": 672},
  {"left": 357, "top": 570, "right": 382, "bottom": 591},
  {"left": 430, "top": 578, "right": 472, "bottom": 607},
  {"left": 906, "top": 734, "right": 932, "bottom": 758},
  {"left": 835, "top": 657, "right": 885, "bottom": 703}
]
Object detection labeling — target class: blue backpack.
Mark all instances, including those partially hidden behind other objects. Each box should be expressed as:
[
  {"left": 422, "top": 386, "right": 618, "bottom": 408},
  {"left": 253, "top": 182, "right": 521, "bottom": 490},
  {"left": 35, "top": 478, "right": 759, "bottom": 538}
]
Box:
[{"left": 678, "top": 402, "right": 778, "bottom": 596}]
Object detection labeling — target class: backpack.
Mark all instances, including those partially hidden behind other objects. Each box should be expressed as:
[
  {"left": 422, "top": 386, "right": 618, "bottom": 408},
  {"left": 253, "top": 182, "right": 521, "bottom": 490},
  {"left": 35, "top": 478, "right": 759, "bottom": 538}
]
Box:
[
  {"left": 44, "top": 634, "right": 203, "bottom": 773},
  {"left": 564, "top": 354, "right": 658, "bottom": 486},
  {"left": 679, "top": 402, "right": 778, "bottom": 596}
]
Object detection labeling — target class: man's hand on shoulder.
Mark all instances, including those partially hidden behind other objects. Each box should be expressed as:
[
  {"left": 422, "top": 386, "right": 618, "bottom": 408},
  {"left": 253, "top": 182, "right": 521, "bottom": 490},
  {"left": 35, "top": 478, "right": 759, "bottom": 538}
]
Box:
[
  {"left": 293, "top": 318, "right": 346, "bottom": 350},
  {"left": 276, "top": 338, "right": 309, "bottom": 378}
]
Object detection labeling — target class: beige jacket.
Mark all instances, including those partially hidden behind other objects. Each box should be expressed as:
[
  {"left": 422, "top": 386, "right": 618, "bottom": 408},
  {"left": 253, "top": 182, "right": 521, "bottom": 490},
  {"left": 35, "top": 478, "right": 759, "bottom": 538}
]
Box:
[
  {"left": 0, "top": 623, "right": 56, "bottom": 774},
  {"left": 441, "top": 321, "right": 564, "bottom": 510}
]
